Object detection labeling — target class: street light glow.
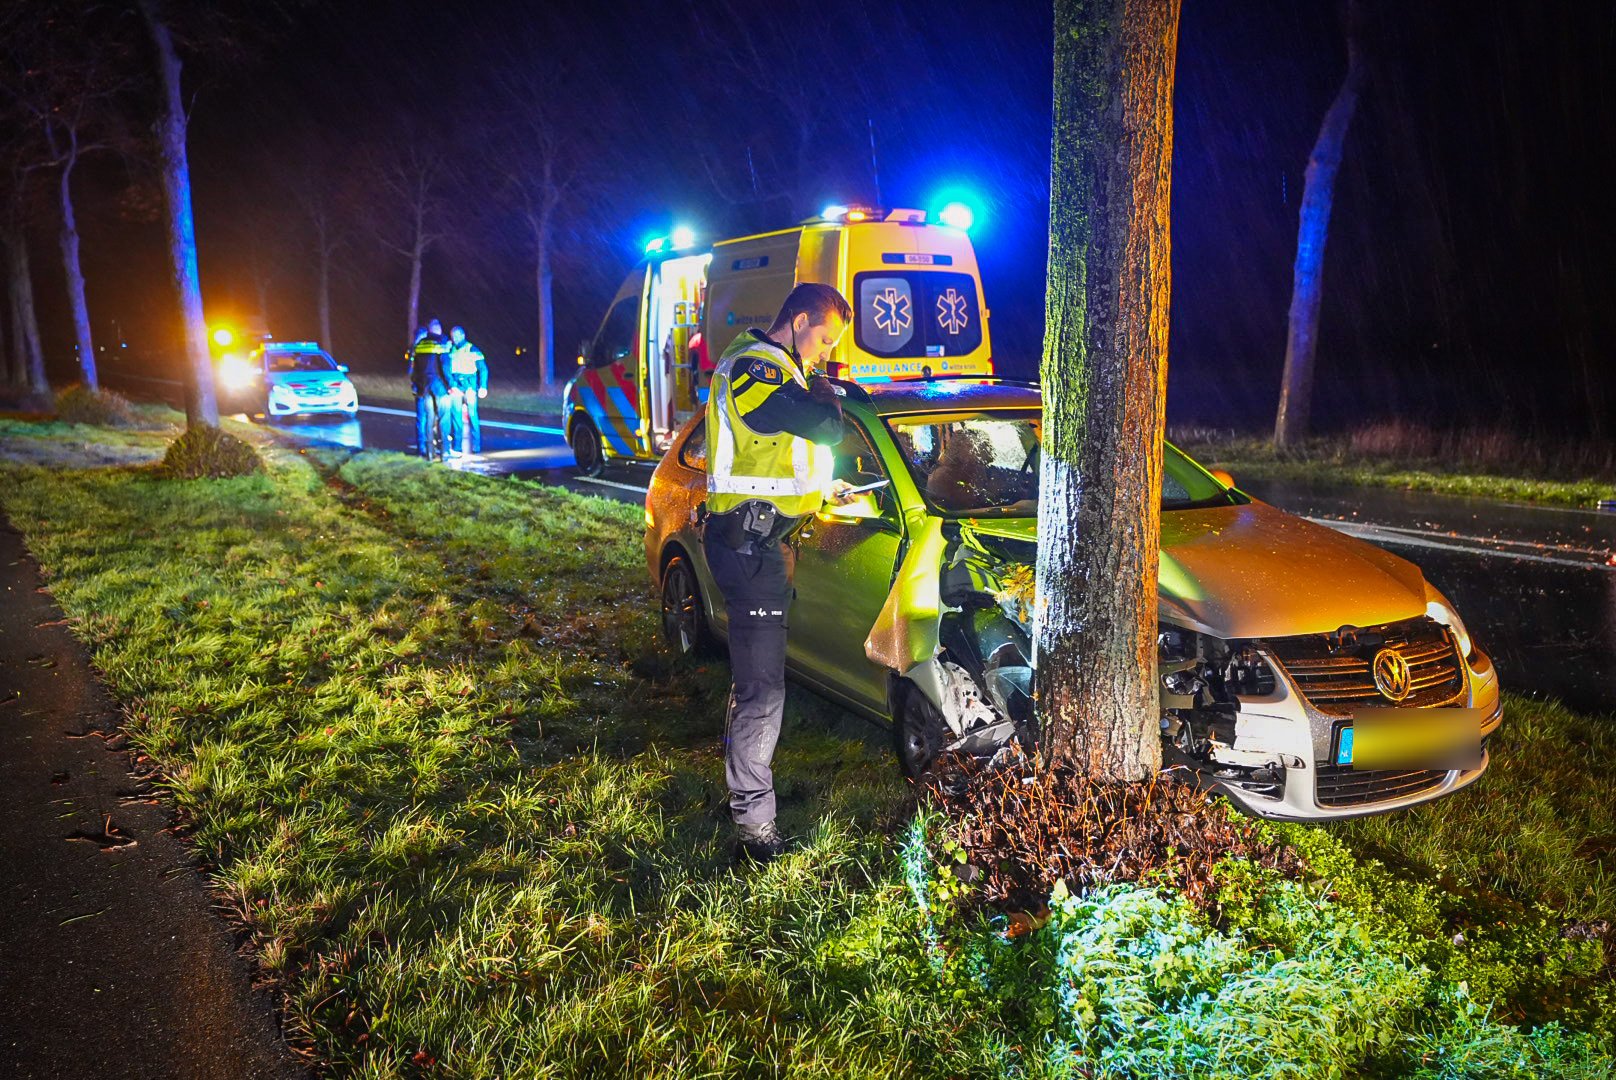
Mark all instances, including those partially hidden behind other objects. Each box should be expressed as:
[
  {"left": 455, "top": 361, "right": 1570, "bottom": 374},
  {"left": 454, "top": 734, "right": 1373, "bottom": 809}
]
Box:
[{"left": 212, "top": 327, "right": 235, "bottom": 347}]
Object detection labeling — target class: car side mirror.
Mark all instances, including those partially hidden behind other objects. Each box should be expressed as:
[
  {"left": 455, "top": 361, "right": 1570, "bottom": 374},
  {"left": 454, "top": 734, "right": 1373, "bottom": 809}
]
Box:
[
  {"left": 1209, "top": 469, "right": 1236, "bottom": 488},
  {"left": 337, "top": 364, "right": 349, "bottom": 373}
]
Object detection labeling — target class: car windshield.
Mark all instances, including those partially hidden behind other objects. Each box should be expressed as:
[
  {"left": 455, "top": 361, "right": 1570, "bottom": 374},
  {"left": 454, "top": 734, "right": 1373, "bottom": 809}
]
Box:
[
  {"left": 882, "top": 409, "right": 1241, "bottom": 516},
  {"left": 266, "top": 351, "right": 337, "bottom": 373}
]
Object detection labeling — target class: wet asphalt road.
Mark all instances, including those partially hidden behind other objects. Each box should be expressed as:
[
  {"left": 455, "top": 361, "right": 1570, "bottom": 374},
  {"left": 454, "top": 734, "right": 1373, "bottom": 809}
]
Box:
[{"left": 98, "top": 371, "right": 1616, "bottom": 715}]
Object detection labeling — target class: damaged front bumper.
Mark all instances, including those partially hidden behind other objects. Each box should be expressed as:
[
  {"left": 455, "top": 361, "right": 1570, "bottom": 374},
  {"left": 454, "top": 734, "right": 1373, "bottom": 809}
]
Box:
[{"left": 864, "top": 516, "right": 1501, "bottom": 823}]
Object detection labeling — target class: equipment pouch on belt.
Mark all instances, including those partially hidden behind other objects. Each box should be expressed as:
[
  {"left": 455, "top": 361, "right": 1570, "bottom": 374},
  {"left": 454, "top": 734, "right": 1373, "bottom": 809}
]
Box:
[{"left": 707, "top": 501, "right": 799, "bottom": 552}]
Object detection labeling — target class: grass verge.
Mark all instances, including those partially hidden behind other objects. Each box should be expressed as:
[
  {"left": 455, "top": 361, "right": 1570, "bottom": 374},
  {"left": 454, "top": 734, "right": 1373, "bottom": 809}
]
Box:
[
  {"left": 0, "top": 421, "right": 1611, "bottom": 1076},
  {"left": 1173, "top": 427, "right": 1616, "bottom": 509}
]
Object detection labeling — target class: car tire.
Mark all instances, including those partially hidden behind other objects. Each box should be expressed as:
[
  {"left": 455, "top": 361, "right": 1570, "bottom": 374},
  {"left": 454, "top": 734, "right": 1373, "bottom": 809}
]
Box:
[
  {"left": 570, "top": 415, "right": 604, "bottom": 477},
  {"left": 895, "top": 680, "right": 951, "bottom": 781},
  {"left": 660, "top": 552, "right": 716, "bottom": 657}
]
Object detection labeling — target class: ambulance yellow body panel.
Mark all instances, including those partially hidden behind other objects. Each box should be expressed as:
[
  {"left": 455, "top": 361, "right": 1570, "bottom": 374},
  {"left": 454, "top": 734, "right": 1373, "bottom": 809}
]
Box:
[{"left": 563, "top": 209, "right": 993, "bottom": 471}]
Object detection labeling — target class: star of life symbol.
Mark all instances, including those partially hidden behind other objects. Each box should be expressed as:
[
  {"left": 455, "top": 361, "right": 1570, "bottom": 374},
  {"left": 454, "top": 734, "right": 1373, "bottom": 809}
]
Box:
[
  {"left": 936, "top": 287, "right": 970, "bottom": 335},
  {"left": 872, "top": 287, "right": 912, "bottom": 336}
]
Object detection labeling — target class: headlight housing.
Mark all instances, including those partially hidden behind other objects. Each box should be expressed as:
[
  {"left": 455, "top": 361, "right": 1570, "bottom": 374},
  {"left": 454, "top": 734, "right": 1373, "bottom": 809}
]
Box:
[
  {"left": 1424, "top": 588, "right": 1474, "bottom": 659},
  {"left": 219, "top": 354, "right": 257, "bottom": 390}
]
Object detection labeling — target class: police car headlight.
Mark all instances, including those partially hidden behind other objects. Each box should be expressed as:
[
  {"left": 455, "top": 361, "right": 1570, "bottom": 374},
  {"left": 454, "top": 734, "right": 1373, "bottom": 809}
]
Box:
[
  {"left": 219, "top": 354, "right": 256, "bottom": 390},
  {"left": 1424, "top": 589, "right": 1473, "bottom": 659}
]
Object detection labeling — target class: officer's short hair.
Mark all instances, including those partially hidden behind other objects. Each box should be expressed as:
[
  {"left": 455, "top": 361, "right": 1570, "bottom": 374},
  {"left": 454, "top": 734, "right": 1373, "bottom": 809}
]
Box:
[{"left": 774, "top": 283, "right": 852, "bottom": 330}]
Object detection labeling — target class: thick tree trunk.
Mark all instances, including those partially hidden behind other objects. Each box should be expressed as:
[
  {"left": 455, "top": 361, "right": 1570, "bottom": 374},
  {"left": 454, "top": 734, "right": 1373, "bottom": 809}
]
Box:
[
  {"left": 1274, "top": 1, "right": 1363, "bottom": 447},
  {"left": 535, "top": 209, "right": 555, "bottom": 391},
  {"left": 1035, "top": 0, "right": 1179, "bottom": 782},
  {"left": 4, "top": 231, "right": 50, "bottom": 396},
  {"left": 57, "top": 145, "right": 99, "bottom": 390},
  {"left": 141, "top": 2, "right": 218, "bottom": 428},
  {"left": 404, "top": 242, "right": 423, "bottom": 344}
]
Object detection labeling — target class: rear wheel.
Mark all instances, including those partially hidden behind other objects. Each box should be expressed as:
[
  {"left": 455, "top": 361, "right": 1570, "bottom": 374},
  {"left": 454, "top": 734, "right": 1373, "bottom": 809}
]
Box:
[
  {"left": 895, "top": 681, "right": 952, "bottom": 780},
  {"left": 660, "top": 553, "right": 715, "bottom": 657},
  {"left": 570, "top": 415, "right": 604, "bottom": 476}
]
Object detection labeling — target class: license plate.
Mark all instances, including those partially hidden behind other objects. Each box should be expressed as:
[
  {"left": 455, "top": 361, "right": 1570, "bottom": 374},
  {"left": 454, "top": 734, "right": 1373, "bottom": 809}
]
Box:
[{"left": 1336, "top": 727, "right": 1354, "bottom": 765}]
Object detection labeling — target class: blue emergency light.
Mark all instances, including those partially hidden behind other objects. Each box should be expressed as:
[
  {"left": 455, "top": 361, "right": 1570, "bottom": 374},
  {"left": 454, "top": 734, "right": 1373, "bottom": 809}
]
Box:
[{"left": 938, "top": 202, "right": 975, "bottom": 231}]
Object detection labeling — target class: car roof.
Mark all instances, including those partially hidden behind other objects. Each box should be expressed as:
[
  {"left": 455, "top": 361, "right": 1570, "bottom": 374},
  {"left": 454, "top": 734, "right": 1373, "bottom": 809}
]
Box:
[{"left": 842, "top": 377, "right": 1040, "bottom": 416}]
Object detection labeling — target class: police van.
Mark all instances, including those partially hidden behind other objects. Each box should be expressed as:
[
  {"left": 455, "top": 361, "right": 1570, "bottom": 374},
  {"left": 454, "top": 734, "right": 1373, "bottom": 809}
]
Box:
[{"left": 562, "top": 205, "right": 993, "bottom": 474}]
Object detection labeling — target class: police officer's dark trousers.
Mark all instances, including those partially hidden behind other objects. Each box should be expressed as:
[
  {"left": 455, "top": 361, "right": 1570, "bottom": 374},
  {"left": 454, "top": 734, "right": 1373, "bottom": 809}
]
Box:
[
  {"left": 414, "top": 392, "right": 436, "bottom": 457},
  {"left": 704, "top": 521, "right": 792, "bottom": 827}
]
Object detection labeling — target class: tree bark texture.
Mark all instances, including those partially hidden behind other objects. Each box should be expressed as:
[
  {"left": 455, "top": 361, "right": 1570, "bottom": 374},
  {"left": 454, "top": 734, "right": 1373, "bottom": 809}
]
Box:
[
  {"left": 405, "top": 241, "right": 423, "bottom": 345},
  {"left": 1274, "top": 0, "right": 1363, "bottom": 447},
  {"left": 1035, "top": 0, "right": 1179, "bottom": 782},
  {"left": 5, "top": 229, "right": 50, "bottom": 395},
  {"left": 141, "top": 2, "right": 218, "bottom": 428},
  {"left": 535, "top": 207, "right": 555, "bottom": 390},
  {"left": 318, "top": 249, "right": 333, "bottom": 356},
  {"left": 57, "top": 142, "right": 98, "bottom": 390}
]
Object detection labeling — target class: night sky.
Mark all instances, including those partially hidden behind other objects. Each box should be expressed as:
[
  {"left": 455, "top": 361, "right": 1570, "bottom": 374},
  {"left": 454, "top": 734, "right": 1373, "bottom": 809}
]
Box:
[{"left": 25, "top": 0, "right": 1616, "bottom": 437}]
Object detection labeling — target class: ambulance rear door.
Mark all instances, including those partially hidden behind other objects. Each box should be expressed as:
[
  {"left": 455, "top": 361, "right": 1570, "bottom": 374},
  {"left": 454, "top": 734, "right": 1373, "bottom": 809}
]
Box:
[{"left": 578, "top": 265, "right": 650, "bottom": 458}]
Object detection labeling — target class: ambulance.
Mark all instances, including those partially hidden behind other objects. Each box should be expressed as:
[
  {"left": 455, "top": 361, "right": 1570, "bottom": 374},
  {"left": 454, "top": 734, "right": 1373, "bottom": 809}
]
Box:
[{"left": 562, "top": 204, "right": 993, "bottom": 475}]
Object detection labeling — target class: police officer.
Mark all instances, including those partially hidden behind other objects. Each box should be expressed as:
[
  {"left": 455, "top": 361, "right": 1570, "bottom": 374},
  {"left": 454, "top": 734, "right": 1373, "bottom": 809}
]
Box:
[
  {"left": 445, "top": 325, "right": 489, "bottom": 455},
  {"left": 704, "top": 283, "right": 855, "bottom": 863},
  {"left": 409, "top": 319, "right": 451, "bottom": 459}
]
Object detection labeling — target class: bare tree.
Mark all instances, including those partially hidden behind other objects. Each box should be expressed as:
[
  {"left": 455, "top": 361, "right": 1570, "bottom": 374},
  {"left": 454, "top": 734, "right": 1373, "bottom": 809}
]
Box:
[
  {"left": 496, "top": 69, "right": 583, "bottom": 391},
  {"left": 370, "top": 141, "right": 447, "bottom": 345},
  {"left": 137, "top": 0, "right": 218, "bottom": 427},
  {"left": 2, "top": 209, "right": 50, "bottom": 398},
  {"left": 1273, "top": 0, "right": 1365, "bottom": 447},
  {"left": 1036, "top": 0, "right": 1180, "bottom": 781}
]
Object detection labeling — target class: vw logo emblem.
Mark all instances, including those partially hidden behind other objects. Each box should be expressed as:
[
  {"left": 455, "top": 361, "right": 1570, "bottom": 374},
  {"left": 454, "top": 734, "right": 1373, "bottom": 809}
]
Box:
[{"left": 1372, "top": 648, "right": 1412, "bottom": 702}]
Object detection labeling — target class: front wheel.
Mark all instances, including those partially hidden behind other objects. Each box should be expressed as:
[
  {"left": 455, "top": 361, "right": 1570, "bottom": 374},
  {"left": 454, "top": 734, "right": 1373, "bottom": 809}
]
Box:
[
  {"left": 660, "top": 552, "right": 716, "bottom": 657},
  {"left": 570, "top": 415, "right": 604, "bottom": 477},
  {"left": 895, "top": 681, "right": 952, "bottom": 780}
]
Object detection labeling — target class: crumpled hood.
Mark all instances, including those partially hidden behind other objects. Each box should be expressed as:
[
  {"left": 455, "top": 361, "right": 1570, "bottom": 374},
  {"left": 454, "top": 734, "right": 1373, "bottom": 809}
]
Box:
[{"left": 941, "top": 500, "right": 1429, "bottom": 640}]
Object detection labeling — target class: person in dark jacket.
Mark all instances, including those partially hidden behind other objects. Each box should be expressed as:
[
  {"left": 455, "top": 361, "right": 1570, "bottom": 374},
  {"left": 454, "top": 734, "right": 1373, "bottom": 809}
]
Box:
[
  {"left": 445, "top": 325, "right": 489, "bottom": 455},
  {"left": 409, "top": 318, "right": 450, "bottom": 459}
]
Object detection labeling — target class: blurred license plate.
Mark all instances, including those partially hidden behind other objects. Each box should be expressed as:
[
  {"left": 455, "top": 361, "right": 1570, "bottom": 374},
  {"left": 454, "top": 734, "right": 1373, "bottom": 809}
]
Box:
[{"left": 1336, "top": 727, "right": 1354, "bottom": 765}]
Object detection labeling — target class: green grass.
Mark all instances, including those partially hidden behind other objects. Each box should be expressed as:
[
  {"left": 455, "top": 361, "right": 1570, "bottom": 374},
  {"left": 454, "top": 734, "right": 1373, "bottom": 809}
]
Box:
[
  {"left": 1, "top": 420, "right": 1612, "bottom": 1076},
  {"left": 1173, "top": 429, "right": 1616, "bottom": 509},
  {"left": 350, "top": 373, "right": 564, "bottom": 417}
]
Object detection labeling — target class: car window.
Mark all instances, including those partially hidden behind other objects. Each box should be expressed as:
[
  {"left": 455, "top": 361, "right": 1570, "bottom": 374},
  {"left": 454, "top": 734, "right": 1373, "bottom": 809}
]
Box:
[
  {"left": 831, "top": 418, "right": 886, "bottom": 484},
  {"left": 677, "top": 418, "right": 707, "bottom": 470},
  {"left": 883, "top": 409, "right": 1242, "bottom": 516},
  {"left": 592, "top": 295, "right": 638, "bottom": 377},
  {"left": 265, "top": 351, "right": 336, "bottom": 373}
]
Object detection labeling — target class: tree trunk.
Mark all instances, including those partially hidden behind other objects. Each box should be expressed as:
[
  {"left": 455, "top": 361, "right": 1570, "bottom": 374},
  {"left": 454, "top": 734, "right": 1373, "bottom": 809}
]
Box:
[
  {"left": 4, "top": 230, "right": 50, "bottom": 396},
  {"left": 140, "top": 1, "right": 218, "bottom": 428},
  {"left": 1035, "top": 0, "right": 1179, "bottom": 782},
  {"left": 404, "top": 241, "right": 423, "bottom": 345},
  {"left": 317, "top": 247, "right": 333, "bottom": 355},
  {"left": 57, "top": 143, "right": 99, "bottom": 390},
  {"left": 535, "top": 208, "right": 555, "bottom": 391},
  {"left": 1274, "top": 0, "right": 1363, "bottom": 447}
]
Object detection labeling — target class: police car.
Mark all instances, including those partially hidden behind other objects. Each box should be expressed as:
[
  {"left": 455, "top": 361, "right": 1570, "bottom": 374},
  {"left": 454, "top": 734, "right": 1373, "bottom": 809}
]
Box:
[{"left": 219, "top": 341, "right": 358, "bottom": 421}]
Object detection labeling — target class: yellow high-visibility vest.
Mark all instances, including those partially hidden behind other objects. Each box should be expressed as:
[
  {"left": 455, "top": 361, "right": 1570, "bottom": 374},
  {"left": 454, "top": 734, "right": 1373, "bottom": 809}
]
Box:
[{"left": 706, "top": 333, "right": 832, "bottom": 518}]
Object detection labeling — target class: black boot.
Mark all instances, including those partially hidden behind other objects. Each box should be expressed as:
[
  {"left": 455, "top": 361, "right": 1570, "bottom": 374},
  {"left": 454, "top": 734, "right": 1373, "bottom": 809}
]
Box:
[{"left": 734, "top": 820, "right": 788, "bottom": 865}]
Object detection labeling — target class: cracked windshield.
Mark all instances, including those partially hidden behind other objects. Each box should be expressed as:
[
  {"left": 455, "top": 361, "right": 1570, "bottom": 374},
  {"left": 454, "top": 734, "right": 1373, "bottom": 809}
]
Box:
[{"left": 887, "top": 411, "right": 1239, "bottom": 515}]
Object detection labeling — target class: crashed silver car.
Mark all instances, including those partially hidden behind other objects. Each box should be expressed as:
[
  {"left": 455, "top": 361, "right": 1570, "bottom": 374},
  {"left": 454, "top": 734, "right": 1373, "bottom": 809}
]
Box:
[{"left": 645, "top": 378, "right": 1502, "bottom": 821}]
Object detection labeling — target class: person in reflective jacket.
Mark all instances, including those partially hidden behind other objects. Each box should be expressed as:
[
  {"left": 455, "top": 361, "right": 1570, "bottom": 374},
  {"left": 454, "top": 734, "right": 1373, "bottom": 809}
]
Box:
[
  {"left": 445, "top": 325, "right": 489, "bottom": 455},
  {"left": 409, "top": 319, "right": 451, "bottom": 460},
  {"left": 704, "top": 282, "right": 855, "bottom": 864}
]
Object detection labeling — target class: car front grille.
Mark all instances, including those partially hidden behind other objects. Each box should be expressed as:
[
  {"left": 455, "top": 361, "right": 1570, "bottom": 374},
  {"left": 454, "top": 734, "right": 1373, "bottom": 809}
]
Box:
[
  {"left": 1314, "top": 763, "right": 1447, "bottom": 807},
  {"left": 1265, "top": 616, "right": 1464, "bottom": 715}
]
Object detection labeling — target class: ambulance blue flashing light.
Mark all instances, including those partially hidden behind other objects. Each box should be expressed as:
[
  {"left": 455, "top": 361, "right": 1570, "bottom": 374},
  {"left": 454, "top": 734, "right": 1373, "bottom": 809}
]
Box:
[
  {"left": 671, "top": 225, "right": 696, "bottom": 249},
  {"left": 644, "top": 236, "right": 668, "bottom": 255},
  {"left": 821, "top": 204, "right": 849, "bottom": 221},
  {"left": 939, "top": 202, "right": 975, "bottom": 231}
]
